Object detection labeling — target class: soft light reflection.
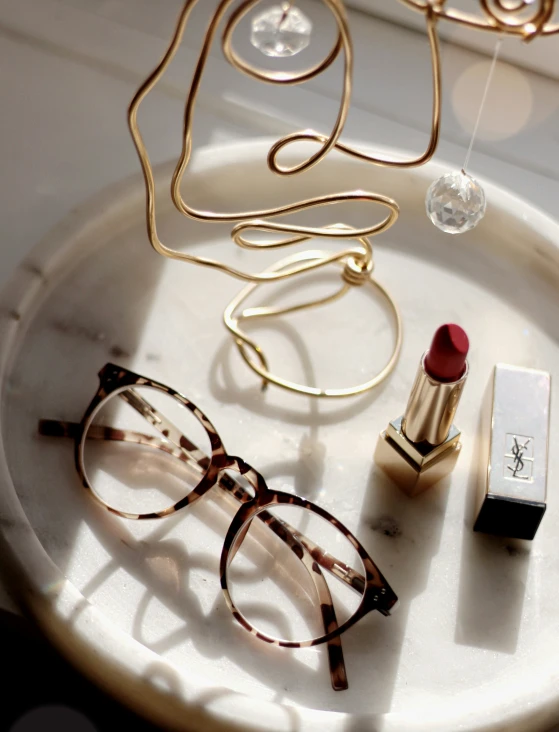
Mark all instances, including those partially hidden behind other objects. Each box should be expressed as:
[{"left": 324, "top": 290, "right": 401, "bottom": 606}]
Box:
[
  {"left": 452, "top": 61, "right": 533, "bottom": 141},
  {"left": 43, "top": 577, "right": 67, "bottom": 595}
]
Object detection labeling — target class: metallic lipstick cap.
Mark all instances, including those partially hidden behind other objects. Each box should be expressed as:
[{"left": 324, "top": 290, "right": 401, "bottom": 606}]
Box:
[{"left": 473, "top": 364, "right": 551, "bottom": 540}]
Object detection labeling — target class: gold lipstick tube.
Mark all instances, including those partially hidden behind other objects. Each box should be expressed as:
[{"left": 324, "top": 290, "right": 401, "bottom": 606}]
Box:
[
  {"left": 375, "top": 355, "right": 468, "bottom": 497},
  {"left": 403, "top": 355, "right": 468, "bottom": 444}
]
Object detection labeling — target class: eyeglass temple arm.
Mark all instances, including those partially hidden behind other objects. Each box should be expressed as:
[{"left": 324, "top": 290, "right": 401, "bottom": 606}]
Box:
[
  {"left": 38, "top": 416, "right": 365, "bottom": 595},
  {"left": 38, "top": 415, "right": 351, "bottom": 690},
  {"left": 117, "top": 389, "right": 367, "bottom": 595}
]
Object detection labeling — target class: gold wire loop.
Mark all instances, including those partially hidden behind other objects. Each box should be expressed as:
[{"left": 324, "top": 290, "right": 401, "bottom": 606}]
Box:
[
  {"left": 224, "top": 0, "right": 353, "bottom": 177},
  {"left": 224, "top": 250, "right": 402, "bottom": 398},
  {"left": 126, "top": 0, "right": 434, "bottom": 396},
  {"left": 480, "top": 0, "right": 554, "bottom": 34},
  {"left": 342, "top": 254, "right": 374, "bottom": 287},
  {"left": 127, "top": 0, "right": 553, "bottom": 397},
  {"left": 221, "top": 0, "right": 344, "bottom": 86},
  {"left": 399, "top": 0, "right": 558, "bottom": 37},
  {"left": 128, "top": 0, "right": 435, "bottom": 284},
  {"left": 262, "top": 5, "right": 442, "bottom": 175}
]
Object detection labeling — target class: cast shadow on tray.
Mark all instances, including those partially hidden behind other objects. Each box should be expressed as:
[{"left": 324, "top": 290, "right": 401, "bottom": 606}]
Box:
[
  {"left": 2, "top": 234, "right": 168, "bottom": 599},
  {"left": 11, "top": 265, "right": 478, "bottom": 717},
  {"left": 207, "top": 271, "right": 397, "bottom": 428},
  {"left": 371, "top": 197, "right": 559, "bottom": 348},
  {"left": 8, "top": 176, "right": 555, "bottom": 719},
  {"left": 5, "top": 263, "right": 398, "bottom": 716},
  {"left": 35, "top": 437, "right": 401, "bottom": 713},
  {"left": 138, "top": 663, "right": 306, "bottom": 730},
  {"left": 455, "top": 410, "right": 529, "bottom": 655},
  {"left": 52, "top": 318, "right": 407, "bottom": 713},
  {"left": 357, "top": 463, "right": 452, "bottom": 714}
]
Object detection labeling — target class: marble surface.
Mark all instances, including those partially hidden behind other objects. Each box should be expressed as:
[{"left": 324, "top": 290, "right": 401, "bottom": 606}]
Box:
[
  {"left": 1, "top": 141, "right": 559, "bottom": 730},
  {"left": 0, "top": 1, "right": 558, "bottom": 729}
]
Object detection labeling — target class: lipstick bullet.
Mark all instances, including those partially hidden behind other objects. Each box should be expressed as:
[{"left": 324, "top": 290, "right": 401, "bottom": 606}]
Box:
[{"left": 375, "top": 324, "right": 469, "bottom": 497}]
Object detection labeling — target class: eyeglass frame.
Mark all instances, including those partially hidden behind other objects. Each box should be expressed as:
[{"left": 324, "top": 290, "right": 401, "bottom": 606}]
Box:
[{"left": 39, "top": 362, "right": 397, "bottom": 691}]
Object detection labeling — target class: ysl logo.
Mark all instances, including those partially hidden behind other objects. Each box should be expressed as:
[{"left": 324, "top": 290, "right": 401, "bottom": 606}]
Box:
[
  {"left": 509, "top": 437, "right": 530, "bottom": 477},
  {"left": 505, "top": 434, "right": 534, "bottom": 481}
]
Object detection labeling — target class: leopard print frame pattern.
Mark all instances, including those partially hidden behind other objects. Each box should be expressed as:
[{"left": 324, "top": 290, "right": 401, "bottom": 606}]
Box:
[{"left": 38, "top": 363, "right": 397, "bottom": 691}]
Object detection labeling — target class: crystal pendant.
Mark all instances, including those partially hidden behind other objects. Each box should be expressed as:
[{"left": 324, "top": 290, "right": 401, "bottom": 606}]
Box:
[
  {"left": 426, "top": 171, "right": 486, "bottom": 235},
  {"left": 251, "top": 4, "right": 312, "bottom": 58}
]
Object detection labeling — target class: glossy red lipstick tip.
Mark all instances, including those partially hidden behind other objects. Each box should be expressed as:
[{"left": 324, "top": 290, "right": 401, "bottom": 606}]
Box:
[{"left": 424, "top": 324, "right": 469, "bottom": 383}]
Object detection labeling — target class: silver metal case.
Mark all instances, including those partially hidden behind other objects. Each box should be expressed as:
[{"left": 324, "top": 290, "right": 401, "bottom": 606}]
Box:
[{"left": 474, "top": 364, "right": 550, "bottom": 540}]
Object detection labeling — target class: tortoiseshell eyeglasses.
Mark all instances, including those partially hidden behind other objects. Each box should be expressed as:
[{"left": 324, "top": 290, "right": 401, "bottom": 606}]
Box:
[{"left": 39, "top": 363, "right": 397, "bottom": 690}]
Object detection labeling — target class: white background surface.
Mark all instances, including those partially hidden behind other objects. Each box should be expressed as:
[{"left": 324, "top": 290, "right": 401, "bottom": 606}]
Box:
[
  {"left": 0, "top": 0, "right": 557, "bottom": 290},
  {"left": 349, "top": 0, "right": 559, "bottom": 78},
  {"left": 4, "top": 140, "right": 559, "bottom": 732},
  {"left": 0, "top": 0, "right": 558, "bottom": 724}
]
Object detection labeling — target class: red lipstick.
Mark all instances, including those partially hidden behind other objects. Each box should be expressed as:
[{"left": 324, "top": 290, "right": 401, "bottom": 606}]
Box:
[
  {"left": 375, "top": 324, "right": 469, "bottom": 496},
  {"left": 424, "top": 324, "right": 469, "bottom": 382}
]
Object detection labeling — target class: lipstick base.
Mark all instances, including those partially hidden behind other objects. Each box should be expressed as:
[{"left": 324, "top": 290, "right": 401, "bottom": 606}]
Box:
[
  {"left": 375, "top": 416, "right": 461, "bottom": 497},
  {"left": 474, "top": 495, "right": 546, "bottom": 540}
]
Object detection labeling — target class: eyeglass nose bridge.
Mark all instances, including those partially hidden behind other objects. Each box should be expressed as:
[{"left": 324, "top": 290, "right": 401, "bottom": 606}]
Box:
[{"left": 214, "top": 454, "right": 273, "bottom": 504}]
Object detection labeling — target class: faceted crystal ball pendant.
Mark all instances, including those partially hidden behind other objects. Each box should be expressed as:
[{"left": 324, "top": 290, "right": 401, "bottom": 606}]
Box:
[
  {"left": 251, "top": 4, "right": 312, "bottom": 58},
  {"left": 426, "top": 170, "right": 487, "bottom": 235}
]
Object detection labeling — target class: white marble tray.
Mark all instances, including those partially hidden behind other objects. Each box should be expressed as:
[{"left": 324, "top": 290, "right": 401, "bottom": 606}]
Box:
[{"left": 1, "top": 140, "right": 559, "bottom": 732}]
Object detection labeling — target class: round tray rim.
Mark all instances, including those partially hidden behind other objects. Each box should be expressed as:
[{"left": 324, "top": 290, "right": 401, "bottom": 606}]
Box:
[{"left": 1, "top": 138, "right": 559, "bottom": 732}]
